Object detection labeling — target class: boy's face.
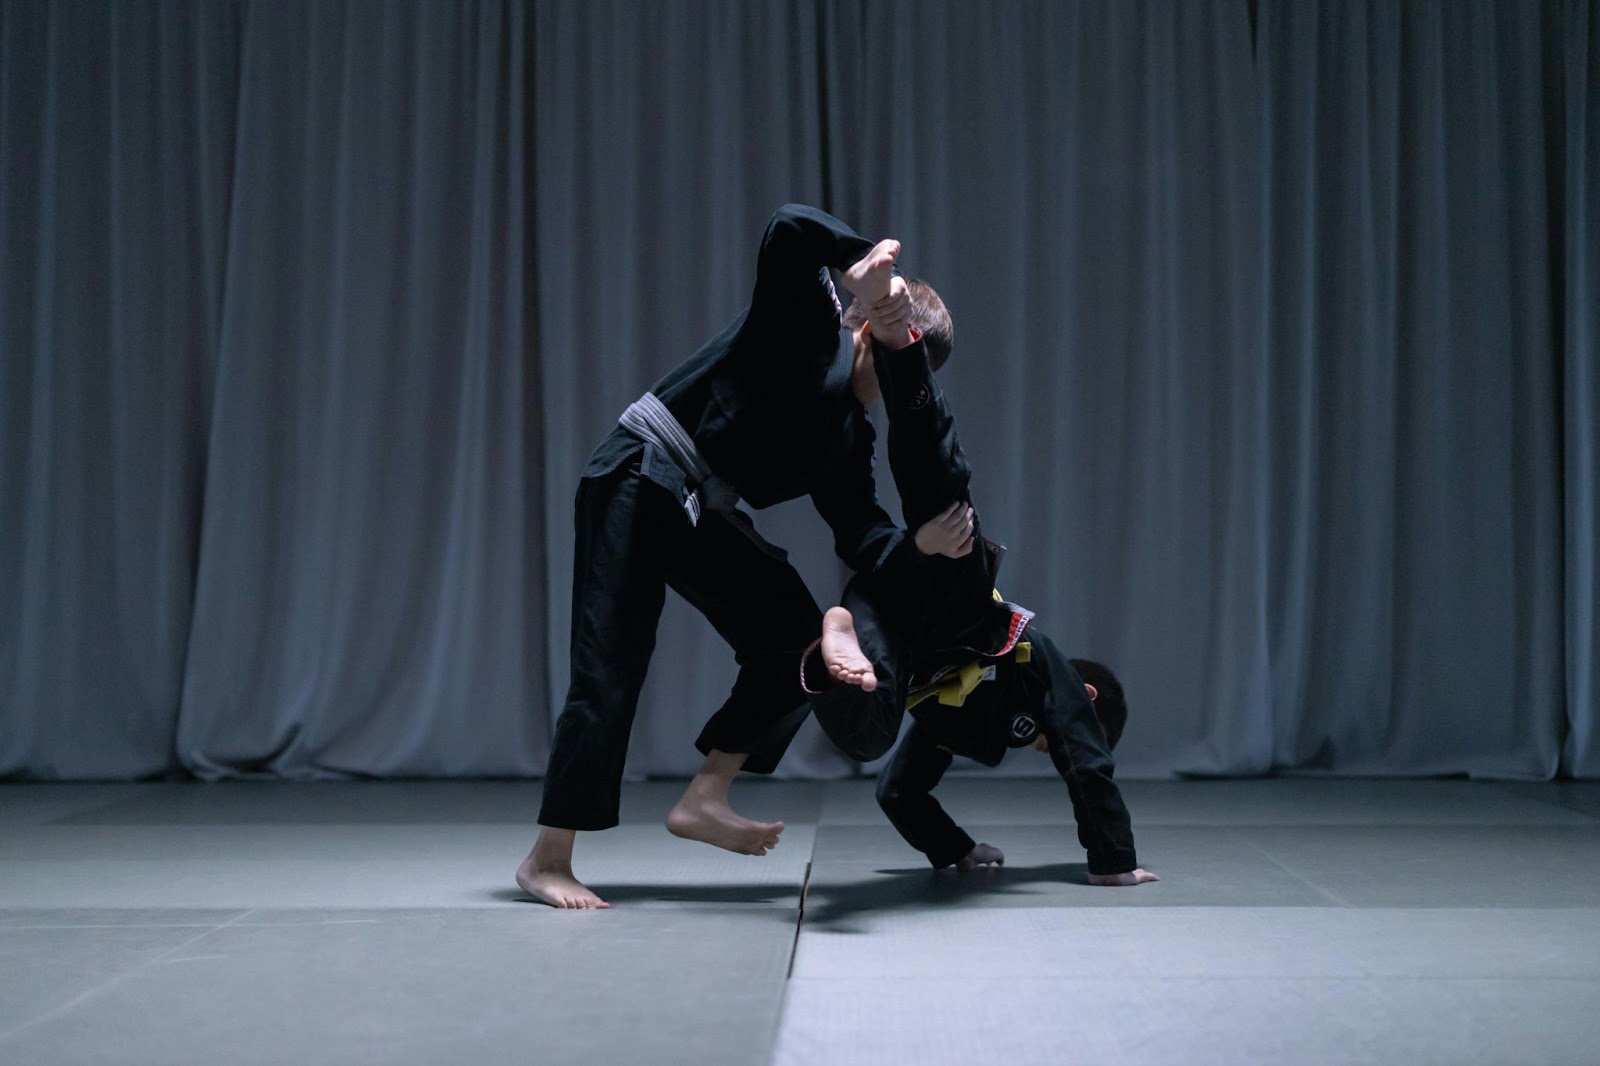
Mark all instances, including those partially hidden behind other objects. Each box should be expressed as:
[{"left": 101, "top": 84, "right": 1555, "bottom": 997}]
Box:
[{"left": 1032, "top": 683, "right": 1098, "bottom": 752}]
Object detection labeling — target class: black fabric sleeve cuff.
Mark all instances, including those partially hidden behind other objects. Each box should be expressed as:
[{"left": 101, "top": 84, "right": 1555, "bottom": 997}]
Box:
[
  {"left": 928, "top": 828, "right": 979, "bottom": 870},
  {"left": 1086, "top": 851, "right": 1139, "bottom": 877}
]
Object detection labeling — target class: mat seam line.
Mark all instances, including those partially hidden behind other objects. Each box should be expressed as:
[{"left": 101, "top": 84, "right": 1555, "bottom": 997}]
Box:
[
  {"left": 0, "top": 907, "right": 257, "bottom": 1044},
  {"left": 1232, "top": 828, "right": 1354, "bottom": 908},
  {"left": 787, "top": 856, "right": 813, "bottom": 980}
]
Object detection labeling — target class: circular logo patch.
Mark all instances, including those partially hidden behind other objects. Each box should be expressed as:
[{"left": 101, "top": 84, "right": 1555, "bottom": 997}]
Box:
[{"left": 1009, "top": 714, "right": 1038, "bottom": 742}]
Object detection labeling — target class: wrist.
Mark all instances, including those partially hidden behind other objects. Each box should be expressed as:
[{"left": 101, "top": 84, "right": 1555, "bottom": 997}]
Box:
[
  {"left": 870, "top": 322, "right": 915, "bottom": 350},
  {"left": 868, "top": 322, "right": 922, "bottom": 353}
]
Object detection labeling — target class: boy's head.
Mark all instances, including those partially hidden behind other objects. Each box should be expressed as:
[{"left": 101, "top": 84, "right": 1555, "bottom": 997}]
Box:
[
  {"left": 843, "top": 276, "right": 954, "bottom": 371},
  {"left": 1069, "top": 658, "right": 1128, "bottom": 749}
]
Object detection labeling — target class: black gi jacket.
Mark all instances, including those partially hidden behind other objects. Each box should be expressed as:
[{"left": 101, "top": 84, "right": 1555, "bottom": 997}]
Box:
[
  {"left": 541, "top": 205, "right": 926, "bottom": 830},
  {"left": 876, "top": 624, "right": 1139, "bottom": 870},
  {"left": 850, "top": 335, "right": 1139, "bottom": 875},
  {"left": 877, "top": 629, "right": 1138, "bottom": 875},
  {"left": 581, "top": 204, "right": 915, "bottom": 577}
]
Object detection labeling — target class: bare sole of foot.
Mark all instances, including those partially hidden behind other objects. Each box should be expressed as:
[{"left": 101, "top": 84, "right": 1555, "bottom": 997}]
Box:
[
  {"left": 821, "top": 606, "right": 877, "bottom": 690},
  {"left": 843, "top": 239, "right": 901, "bottom": 302},
  {"left": 666, "top": 800, "right": 783, "bottom": 856},
  {"left": 516, "top": 853, "right": 610, "bottom": 909}
]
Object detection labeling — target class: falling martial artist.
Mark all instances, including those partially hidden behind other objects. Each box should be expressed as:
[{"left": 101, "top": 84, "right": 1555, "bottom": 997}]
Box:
[
  {"left": 806, "top": 291, "right": 1158, "bottom": 886},
  {"left": 876, "top": 651, "right": 1149, "bottom": 880},
  {"left": 520, "top": 205, "right": 946, "bottom": 909}
]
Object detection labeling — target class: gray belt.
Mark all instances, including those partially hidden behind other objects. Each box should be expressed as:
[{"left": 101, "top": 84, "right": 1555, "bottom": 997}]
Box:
[
  {"left": 618, "top": 393, "right": 785, "bottom": 559},
  {"left": 618, "top": 392, "right": 735, "bottom": 525}
]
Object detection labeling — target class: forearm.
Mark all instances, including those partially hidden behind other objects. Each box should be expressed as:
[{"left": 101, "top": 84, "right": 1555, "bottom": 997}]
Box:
[
  {"left": 870, "top": 316, "right": 915, "bottom": 350},
  {"left": 873, "top": 336, "right": 972, "bottom": 531},
  {"left": 878, "top": 785, "right": 975, "bottom": 870},
  {"left": 763, "top": 204, "right": 876, "bottom": 273},
  {"left": 749, "top": 205, "right": 875, "bottom": 329},
  {"left": 1050, "top": 726, "right": 1138, "bottom": 874},
  {"left": 837, "top": 234, "right": 915, "bottom": 349},
  {"left": 1054, "top": 753, "right": 1138, "bottom": 875},
  {"left": 812, "top": 419, "right": 929, "bottom": 579},
  {"left": 1033, "top": 637, "right": 1139, "bottom": 875},
  {"left": 876, "top": 725, "right": 971, "bottom": 868},
  {"left": 834, "top": 517, "right": 915, "bottom": 577}
]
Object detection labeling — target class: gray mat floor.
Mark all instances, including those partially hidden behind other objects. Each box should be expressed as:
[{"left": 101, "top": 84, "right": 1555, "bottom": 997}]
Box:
[{"left": 2, "top": 779, "right": 1598, "bottom": 1064}]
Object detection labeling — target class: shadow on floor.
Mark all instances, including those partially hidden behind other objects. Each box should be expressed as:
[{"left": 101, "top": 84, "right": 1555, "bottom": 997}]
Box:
[
  {"left": 800, "top": 861, "right": 1090, "bottom": 931},
  {"left": 490, "top": 884, "right": 799, "bottom": 907}
]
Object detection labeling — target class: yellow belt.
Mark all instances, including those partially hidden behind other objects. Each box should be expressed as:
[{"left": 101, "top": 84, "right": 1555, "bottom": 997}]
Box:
[{"left": 904, "top": 589, "right": 1031, "bottom": 710}]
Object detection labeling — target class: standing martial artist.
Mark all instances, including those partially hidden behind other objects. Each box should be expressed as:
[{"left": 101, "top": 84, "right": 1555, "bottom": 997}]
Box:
[{"left": 521, "top": 205, "right": 945, "bottom": 909}]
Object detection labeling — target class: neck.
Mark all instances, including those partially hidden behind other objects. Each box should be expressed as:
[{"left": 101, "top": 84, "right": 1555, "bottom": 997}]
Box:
[{"left": 849, "top": 331, "right": 877, "bottom": 405}]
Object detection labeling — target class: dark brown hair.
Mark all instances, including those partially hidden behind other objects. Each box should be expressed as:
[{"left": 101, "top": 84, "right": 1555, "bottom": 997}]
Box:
[{"left": 1070, "top": 658, "right": 1128, "bottom": 749}]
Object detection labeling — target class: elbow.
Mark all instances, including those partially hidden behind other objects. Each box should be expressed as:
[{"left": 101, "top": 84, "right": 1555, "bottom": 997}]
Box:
[
  {"left": 764, "top": 205, "right": 807, "bottom": 245},
  {"left": 771, "top": 203, "right": 811, "bottom": 226}
]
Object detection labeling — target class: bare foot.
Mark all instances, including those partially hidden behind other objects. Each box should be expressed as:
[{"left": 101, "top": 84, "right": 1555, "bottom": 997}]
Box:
[
  {"left": 515, "top": 832, "right": 610, "bottom": 909},
  {"left": 1087, "top": 868, "right": 1161, "bottom": 886},
  {"left": 666, "top": 796, "right": 784, "bottom": 856},
  {"left": 956, "top": 842, "right": 1005, "bottom": 871},
  {"left": 821, "top": 606, "right": 877, "bottom": 691},
  {"left": 841, "top": 238, "right": 900, "bottom": 303}
]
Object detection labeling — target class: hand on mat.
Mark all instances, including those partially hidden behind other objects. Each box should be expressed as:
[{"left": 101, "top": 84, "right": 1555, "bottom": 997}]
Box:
[
  {"left": 957, "top": 843, "right": 1005, "bottom": 870},
  {"left": 1087, "top": 869, "right": 1161, "bottom": 886},
  {"left": 915, "top": 502, "right": 976, "bottom": 558}
]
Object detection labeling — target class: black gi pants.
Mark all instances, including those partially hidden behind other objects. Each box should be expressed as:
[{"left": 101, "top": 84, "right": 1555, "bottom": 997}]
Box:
[
  {"left": 539, "top": 455, "right": 821, "bottom": 831},
  {"left": 807, "top": 538, "right": 998, "bottom": 762}
]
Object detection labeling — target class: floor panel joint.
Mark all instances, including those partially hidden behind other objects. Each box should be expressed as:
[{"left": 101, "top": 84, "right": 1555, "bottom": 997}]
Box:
[{"left": 787, "top": 858, "right": 812, "bottom": 980}]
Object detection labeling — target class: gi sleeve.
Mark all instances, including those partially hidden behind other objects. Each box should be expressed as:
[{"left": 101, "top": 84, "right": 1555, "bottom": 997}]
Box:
[
  {"left": 1035, "top": 639, "right": 1139, "bottom": 875},
  {"left": 809, "top": 413, "right": 926, "bottom": 578},
  {"left": 875, "top": 719, "right": 976, "bottom": 869},
  {"left": 870, "top": 335, "right": 972, "bottom": 532},
  {"left": 748, "top": 204, "right": 876, "bottom": 336}
]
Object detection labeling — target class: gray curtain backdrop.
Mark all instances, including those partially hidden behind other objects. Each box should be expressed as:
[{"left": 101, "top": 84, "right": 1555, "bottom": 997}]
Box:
[{"left": 2, "top": 0, "right": 1596, "bottom": 781}]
